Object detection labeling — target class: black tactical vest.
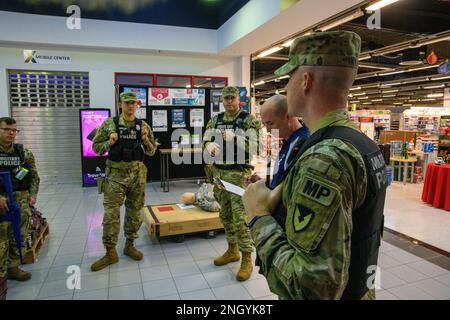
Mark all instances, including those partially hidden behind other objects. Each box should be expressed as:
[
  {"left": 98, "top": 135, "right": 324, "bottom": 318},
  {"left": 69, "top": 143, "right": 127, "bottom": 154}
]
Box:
[
  {"left": 108, "top": 117, "right": 145, "bottom": 162},
  {"left": 214, "top": 111, "right": 251, "bottom": 166},
  {"left": 0, "top": 143, "right": 31, "bottom": 192},
  {"left": 271, "top": 126, "right": 387, "bottom": 300}
]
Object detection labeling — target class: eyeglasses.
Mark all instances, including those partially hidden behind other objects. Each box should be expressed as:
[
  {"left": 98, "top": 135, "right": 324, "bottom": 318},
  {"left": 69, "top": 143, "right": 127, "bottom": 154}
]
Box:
[{"left": 0, "top": 128, "right": 20, "bottom": 134}]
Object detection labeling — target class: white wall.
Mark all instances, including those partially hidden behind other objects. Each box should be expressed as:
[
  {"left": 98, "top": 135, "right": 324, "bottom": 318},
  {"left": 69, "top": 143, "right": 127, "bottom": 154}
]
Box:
[
  {"left": 218, "top": 0, "right": 280, "bottom": 52},
  {"left": 0, "top": 46, "right": 241, "bottom": 116},
  {"left": 0, "top": 11, "right": 217, "bottom": 55}
]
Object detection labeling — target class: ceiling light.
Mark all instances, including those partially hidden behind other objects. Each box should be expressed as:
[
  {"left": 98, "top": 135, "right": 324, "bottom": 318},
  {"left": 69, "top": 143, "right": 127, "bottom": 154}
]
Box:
[
  {"left": 427, "top": 93, "right": 444, "bottom": 98},
  {"left": 421, "top": 98, "right": 436, "bottom": 101},
  {"left": 382, "top": 70, "right": 405, "bottom": 76},
  {"left": 257, "top": 46, "right": 283, "bottom": 58},
  {"left": 383, "top": 94, "right": 396, "bottom": 98},
  {"left": 409, "top": 36, "right": 450, "bottom": 48},
  {"left": 254, "top": 80, "right": 265, "bottom": 86},
  {"left": 354, "top": 92, "right": 367, "bottom": 96},
  {"left": 350, "top": 87, "right": 361, "bottom": 91},
  {"left": 366, "top": 0, "right": 400, "bottom": 11},
  {"left": 424, "top": 84, "right": 445, "bottom": 89},
  {"left": 409, "top": 100, "right": 417, "bottom": 102},
  {"left": 433, "top": 76, "right": 450, "bottom": 81},
  {"left": 359, "top": 96, "right": 369, "bottom": 99},
  {"left": 372, "top": 99, "right": 383, "bottom": 102},
  {"left": 186, "top": 85, "right": 191, "bottom": 88},
  {"left": 275, "top": 90, "right": 280, "bottom": 94},
  {"left": 348, "top": 94, "right": 354, "bottom": 98},
  {"left": 350, "top": 101, "right": 359, "bottom": 104},
  {"left": 394, "top": 102, "right": 403, "bottom": 105},
  {"left": 409, "top": 65, "right": 438, "bottom": 72},
  {"left": 278, "top": 75, "right": 290, "bottom": 80},
  {"left": 318, "top": 9, "right": 364, "bottom": 32},
  {"left": 359, "top": 63, "right": 394, "bottom": 71},
  {"left": 363, "top": 102, "right": 373, "bottom": 105},
  {"left": 281, "top": 40, "right": 294, "bottom": 47},
  {"left": 383, "top": 89, "right": 399, "bottom": 93}
]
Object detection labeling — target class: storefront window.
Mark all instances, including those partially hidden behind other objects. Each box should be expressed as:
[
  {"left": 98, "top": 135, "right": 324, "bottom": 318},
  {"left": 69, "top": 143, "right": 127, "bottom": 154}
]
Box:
[
  {"left": 193, "top": 77, "right": 227, "bottom": 88},
  {"left": 116, "top": 74, "right": 153, "bottom": 86},
  {"left": 156, "top": 75, "right": 191, "bottom": 87}
]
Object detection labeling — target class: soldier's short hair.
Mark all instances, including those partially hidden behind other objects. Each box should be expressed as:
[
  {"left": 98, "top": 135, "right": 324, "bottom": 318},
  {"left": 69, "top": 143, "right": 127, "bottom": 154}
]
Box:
[{"left": 0, "top": 117, "right": 16, "bottom": 126}]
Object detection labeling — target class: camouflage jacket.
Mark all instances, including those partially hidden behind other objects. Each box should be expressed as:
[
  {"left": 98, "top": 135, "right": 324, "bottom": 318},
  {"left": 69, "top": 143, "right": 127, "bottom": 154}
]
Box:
[
  {"left": 203, "top": 111, "right": 263, "bottom": 165},
  {"left": 0, "top": 143, "right": 40, "bottom": 198},
  {"left": 195, "top": 183, "right": 220, "bottom": 212},
  {"left": 92, "top": 115, "right": 157, "bottom": 163},
  {"left": 250, "top": 109, "right": 369, "bottom": 300}
]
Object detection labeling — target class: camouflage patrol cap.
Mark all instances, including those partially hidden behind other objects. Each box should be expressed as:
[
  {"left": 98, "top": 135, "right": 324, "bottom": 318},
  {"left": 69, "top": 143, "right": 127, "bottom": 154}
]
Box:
[
  {"left": 222, "top": 86, "right": 239, "bottom": 98},
  {"left": 274, "top": 30, "right": 361, "bottom": 76},
  {"left": 120, "top": 92, "right": 139, "bottom": 103}
]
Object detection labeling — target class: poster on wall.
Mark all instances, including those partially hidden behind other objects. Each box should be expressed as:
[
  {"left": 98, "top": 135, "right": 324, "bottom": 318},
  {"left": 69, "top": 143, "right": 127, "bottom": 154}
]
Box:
[
  {"left": 360, "top": 122, "right": 375, "bottom": 141},
  {"left": 172, "top": 109, "right": 186, "bottom": 128},
  {"left": 135, "top": 107, "right": 147, "bottom": 120},
  {"left": 190, "top": 109, "right": 204, "bottom": 127},
  {"left": 211, "top": 89, "right": 224, "bottom": 117},
  {"left": 79, "top": 109, "right": 111, "bottom": 187},
  {"left": 123, "top": 87, "right": 147, "bottom": 106},
  {"left": 152, "top": 110, "right": 168, "bottom": 132},
  {"left": 148, "top": 88, "right": 205, "bottom": 106}
]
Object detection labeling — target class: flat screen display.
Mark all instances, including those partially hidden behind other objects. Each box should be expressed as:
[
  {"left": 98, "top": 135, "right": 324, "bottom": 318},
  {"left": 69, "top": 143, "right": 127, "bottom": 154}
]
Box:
[{"left": 80, "top": 109, "right": 110, "bottom": 157}]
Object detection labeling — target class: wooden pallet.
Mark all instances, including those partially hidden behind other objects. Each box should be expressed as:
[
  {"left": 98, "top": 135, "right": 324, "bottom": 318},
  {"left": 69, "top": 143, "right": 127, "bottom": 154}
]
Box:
[
  {"left": 23, "top": 223, "right": 50, "bottom": 264},
  {"left": 142, "top": 204, "right": 223, "bottom": 242}
]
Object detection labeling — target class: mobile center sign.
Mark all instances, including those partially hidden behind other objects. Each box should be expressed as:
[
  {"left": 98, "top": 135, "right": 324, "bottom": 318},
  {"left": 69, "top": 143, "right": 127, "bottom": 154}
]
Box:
[{"left": 24, "top": 50, "right": 71, "bottom": 65}]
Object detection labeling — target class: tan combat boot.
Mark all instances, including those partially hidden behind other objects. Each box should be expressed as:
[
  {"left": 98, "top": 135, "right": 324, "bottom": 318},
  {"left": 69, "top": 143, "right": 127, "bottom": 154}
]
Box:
[
  {"left": 7, "top": 266, "right": 31, "bottom": 281},
  {"left": 236, "top": 252, "right": 253, "bottom": 281},
  {"left": 214, "top": 242, "right": 240, "bottom": 266},
  {"left": 123, "top": 239, "right": 143, "bottom": 261},
  {"left": 91, "top": 246, "right": 119, "bottom": 271}
]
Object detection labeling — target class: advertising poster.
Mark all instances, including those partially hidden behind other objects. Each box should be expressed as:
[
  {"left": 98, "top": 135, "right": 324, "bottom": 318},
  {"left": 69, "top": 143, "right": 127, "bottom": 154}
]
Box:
[
  {"left": 79, "top": 109, "right": 110, "bottom": 187},
  {"left": 152, "top": 110, "right": 168, "bottom": 132},
  {"left": 172, "top": 109, "right": 186, "bottom": 128},
  {"left": 211, "top": 89, "right": 224, "bottom": 117},
  {"left": 148, "top": 88, "right": 171, "bottom": 105},
  {"left": 80, "top": 109, "right": 110, "bottom": 157},
  {"left": 148, "top": 88, "right": 205, "bottom": 106},
  {"left": 135, "top": 107, "right": 147, "bottom": 120},
  {"left": 190, "top": 109, "right": 204, "bottom": 127},
  {"left": 123, "top": 87, "right": 147, "bottom": 106}
]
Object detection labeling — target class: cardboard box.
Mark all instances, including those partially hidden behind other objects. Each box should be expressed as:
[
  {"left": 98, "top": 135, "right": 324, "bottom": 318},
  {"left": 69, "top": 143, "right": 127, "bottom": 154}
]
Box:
[
  {"left": 142, "top": 204, "right": 223, "bottom": 239},
  {"left": 379, "top": 130, "right": 417, "bottom": 144}
]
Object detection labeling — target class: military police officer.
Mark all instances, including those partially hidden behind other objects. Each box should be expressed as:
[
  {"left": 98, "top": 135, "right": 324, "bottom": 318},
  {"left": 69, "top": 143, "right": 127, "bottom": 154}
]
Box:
[
  {"left": 203, "top": 86, "right": 262, "bottom": 281},
  {"left": 0, "top": 117, "right": 40, "bottom": 283},
  {"left": 91, "top": 92, "right": 157, "bottom": 272},
  {"left": 243, "top": 31, "right": 387, "bottom": 299}
]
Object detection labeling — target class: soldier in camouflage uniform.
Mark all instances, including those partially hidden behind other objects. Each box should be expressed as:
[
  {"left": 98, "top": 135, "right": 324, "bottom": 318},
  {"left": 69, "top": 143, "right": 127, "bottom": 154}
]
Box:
[
  {"left": 203, "top": 86, "right": 262, "bottom": 281},
  {"left": 181, "top": 183, "right": 221, "bottom": 212},
  {"left": 91, "top": 92, "right": 157, "bottom": 272},
  {"left": 243, "top": 31, "right": 387, "bottom": 300},
  {"left": 0, "top": 117, "right": 40, "bottom": 283}
]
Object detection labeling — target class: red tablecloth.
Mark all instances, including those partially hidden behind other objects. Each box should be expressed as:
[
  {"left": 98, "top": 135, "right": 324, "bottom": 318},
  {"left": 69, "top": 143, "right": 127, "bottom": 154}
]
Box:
[{"left": 422, "top": 163, "right": 450, "bottom": 210}]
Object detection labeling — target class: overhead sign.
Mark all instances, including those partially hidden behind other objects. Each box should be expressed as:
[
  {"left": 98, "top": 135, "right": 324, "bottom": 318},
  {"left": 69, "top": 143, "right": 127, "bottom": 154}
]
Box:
[
  {"left": 148, "top": 88, "right": 205, "bottom": 106},
  {"left": 24, "top": 50, "right": 71, "bottom": 65}
]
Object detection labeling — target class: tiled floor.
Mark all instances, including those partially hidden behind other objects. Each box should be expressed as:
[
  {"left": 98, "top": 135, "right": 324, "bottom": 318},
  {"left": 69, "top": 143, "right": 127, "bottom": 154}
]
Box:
[{"left": 5, "top": 180, "right": 450, "bottom": 300}]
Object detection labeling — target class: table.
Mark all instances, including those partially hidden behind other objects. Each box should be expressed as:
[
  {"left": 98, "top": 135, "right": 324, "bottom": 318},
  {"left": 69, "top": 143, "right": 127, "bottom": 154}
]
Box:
[
  {"left": 159, "top": 148, "right": 203, "bottom": 192},
  {"left": 421, "top": 163, "right": 450, "bottom": 211},
  {"left": 390, "top": 156, "right": 417, "bottom": 185}
]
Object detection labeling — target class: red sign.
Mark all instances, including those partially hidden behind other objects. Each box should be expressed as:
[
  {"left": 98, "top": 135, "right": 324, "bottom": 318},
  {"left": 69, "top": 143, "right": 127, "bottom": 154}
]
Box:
[
  {"left": 359, "top": 117, "right": 374, "bottom": 123},
  {"left": 151, "top": 88, "right": 169, "bottom": 100}
]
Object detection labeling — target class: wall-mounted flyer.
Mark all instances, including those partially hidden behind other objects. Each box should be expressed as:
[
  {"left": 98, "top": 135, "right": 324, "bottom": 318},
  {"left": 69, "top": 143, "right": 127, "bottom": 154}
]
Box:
[
  {"left": 152, "top": 110, "right": 168, "bottom": 132},
  {"left": 190, "top": 109, "right": 204, "bottom": 127},
  {"left": 172, "top": 109, "right": 186, "bottom": 128},
  {"left": 148, "top": 88, "right": 205, "bottom": 106}
]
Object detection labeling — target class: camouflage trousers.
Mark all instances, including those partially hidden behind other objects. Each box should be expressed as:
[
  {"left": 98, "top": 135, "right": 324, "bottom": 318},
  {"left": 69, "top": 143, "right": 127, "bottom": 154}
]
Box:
[
  {"left": 213, "top": 166, "right": 253, "bottom": 253},
  {"left": 0, "top": 191, "right": 31, "bottom": 277},
  {"left": 102, "top": 162, "right": 147, "bottom": 247}
]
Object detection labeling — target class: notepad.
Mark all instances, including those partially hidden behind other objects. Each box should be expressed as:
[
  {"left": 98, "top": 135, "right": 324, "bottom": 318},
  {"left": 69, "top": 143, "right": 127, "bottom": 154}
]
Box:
[{"left": 219, "top": 179, "right": 245, "bottom": 197}]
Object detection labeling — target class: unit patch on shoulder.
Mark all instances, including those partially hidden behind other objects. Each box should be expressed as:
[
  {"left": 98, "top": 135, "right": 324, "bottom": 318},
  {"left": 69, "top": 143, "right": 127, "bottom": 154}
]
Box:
[
  {"left": 293, "top": 204, "right": 315, "bottom": 232},
  {"left": 299, "top": 174, "right": 338, "bottom": 206}
]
